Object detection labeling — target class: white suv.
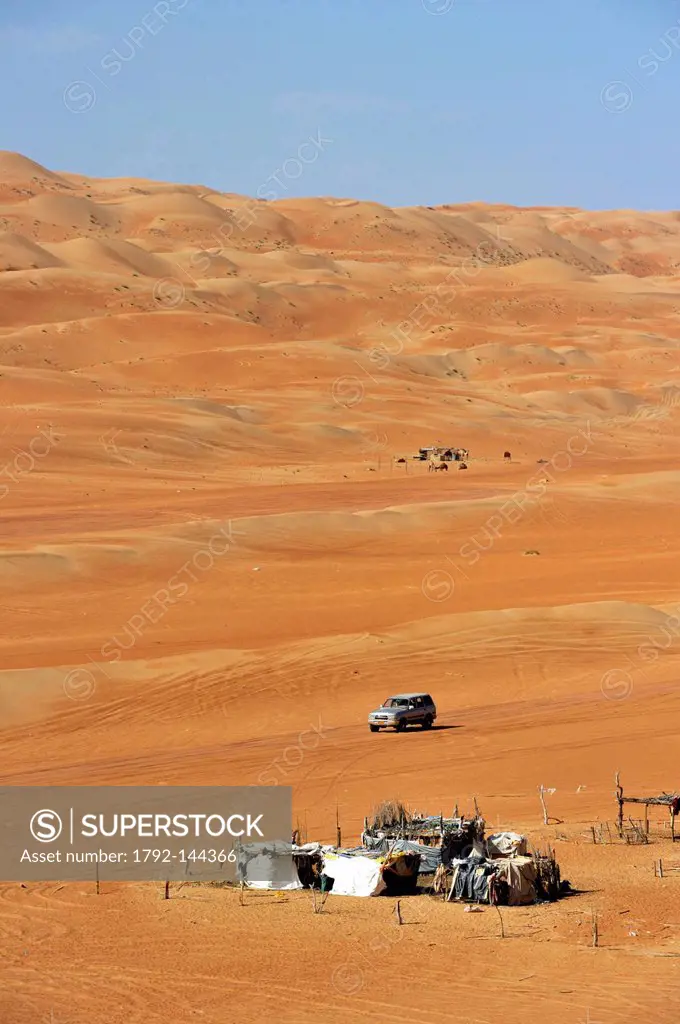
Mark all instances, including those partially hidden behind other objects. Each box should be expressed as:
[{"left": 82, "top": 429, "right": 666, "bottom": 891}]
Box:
[{"left": 368, "top": 693, "right": 437, "bottom": 732}]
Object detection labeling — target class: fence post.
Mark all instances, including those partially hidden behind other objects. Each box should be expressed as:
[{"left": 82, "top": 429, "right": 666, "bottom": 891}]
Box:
[{"left": 615, "top": 771, "right": 624, "bottom": 836}]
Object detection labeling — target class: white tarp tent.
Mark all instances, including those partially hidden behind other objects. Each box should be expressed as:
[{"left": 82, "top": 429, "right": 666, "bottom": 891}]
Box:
[
  {"left": 486, "top": 832, "right": 528, "bottom": 858},
  {"left": 321, "top": 851, "right": 387, "bottom": 897},
  {"left": 236, "top": 841, "right": 302, "bottom": 890}
]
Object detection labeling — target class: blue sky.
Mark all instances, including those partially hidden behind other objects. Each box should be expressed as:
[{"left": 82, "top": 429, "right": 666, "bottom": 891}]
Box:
[{"left": 1, "top": 0, "right": 679, "bottom": 209}]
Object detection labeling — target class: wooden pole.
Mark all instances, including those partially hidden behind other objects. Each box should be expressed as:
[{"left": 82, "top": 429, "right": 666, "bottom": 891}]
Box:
[
  {"left": 495, "top": 905, "right": 505, "bottom": 939},
  {"left": 539, "top": 785, "right": 549, "bottom": 825},
  {"left": 164, "top": 879, "right": 170, "bottom": 900},
  {"left": 395, "top": 899, "right": 403, "bottom": 926},
  {"left": 644, "top": 804, "right": 649, "bottom": 835},
  {"left": 336, "top": 805, "right": 342, "bottom": 849},
  {"left": 615, "top": 771, "right": 624, "bottom": 836},
  {"left": 95, "top": 859, "right": 100, "bottom": 896},
  {"left": 659, "top": 859, "right": 664, "bottom": 878},
  {"left": 591, "top": 909, "right": 599, "bottom": 948}
]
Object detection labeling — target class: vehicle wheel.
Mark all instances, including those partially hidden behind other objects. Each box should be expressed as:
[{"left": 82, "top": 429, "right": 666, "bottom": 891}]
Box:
[
  {"left": 369, "top": 725, "right": 380, "bottom": 732},
  {"left": 396, "top": 719, "right": 407, "bottom": 732},
  {"left": 422, "top": 715, "right": 433, "bottom": 730}
]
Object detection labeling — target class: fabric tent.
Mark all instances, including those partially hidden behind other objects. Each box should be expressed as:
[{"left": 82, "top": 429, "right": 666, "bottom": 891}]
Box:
[
  {"left": 447, "top": 855, "right": 496, "bottom": 902},
  {"left": 446, "top": 853, "right": 538, "bottom": 905},
  {"left": 493, "top": 855, "right": 537, "bottom": 905},
  {"left": 486, "top": 832, "right": 528, "bottom": 858},
  {"left": 236, "top": 841, "right": 320, "bottom": 890},
  {"left": 322, "top": 851, "right": 386, "bottom": 897}
]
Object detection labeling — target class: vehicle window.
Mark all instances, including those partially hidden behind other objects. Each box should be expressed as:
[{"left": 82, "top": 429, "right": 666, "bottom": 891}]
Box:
[
  {"left": 424, "top": 695, "right": 432, "bottom": 704},
  {"left": 414, "top": 697, "right": 423, "bottom": 708}
]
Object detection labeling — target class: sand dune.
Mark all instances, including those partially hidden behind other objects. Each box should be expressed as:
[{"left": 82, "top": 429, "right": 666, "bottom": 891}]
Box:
[
  {"left": 44, "top": 237, "right": 177, "bottom": 279},
  {"left": 475, "top": 255, "right": 594, "bottom": 284},
  {"left": 0, "top": 152, "right": 71, "bottom": 203},
  {"left": 2, "top": 151, "right": 680, "bottom": 1024},
  {"left": 523, "top": 386, "right": 643, "bottom": 417},
  {"left": 0, "top": 231, "right": 62, "bottom": 272},
  {"left": 21, "top": 193, "right": 123, "bottom": 232}
]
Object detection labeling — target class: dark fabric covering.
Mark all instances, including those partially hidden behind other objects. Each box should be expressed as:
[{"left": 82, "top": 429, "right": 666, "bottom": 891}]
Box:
[
  {"left": 451, "top": 855, "right": 496, "bottom": 902},
  {"left": 382, "top": 854, "right": 421, "bottom": 895},
  {"left": 362, "top": 836, "right": 441, "bottom": 874},
  {"left": 488, "top": 874, "right": 509, "bottom": 905},
  {"left": 441, "top": 833, "right": 478, "bottom": 867},
  {"left": 293, "top": 852, "right": 323, "bottom": 888}
]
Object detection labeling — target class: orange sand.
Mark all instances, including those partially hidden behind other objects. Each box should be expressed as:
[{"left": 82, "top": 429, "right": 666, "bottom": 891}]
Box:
[{"left": 1, "top": 151, "right": 680, "bottom": 1023}]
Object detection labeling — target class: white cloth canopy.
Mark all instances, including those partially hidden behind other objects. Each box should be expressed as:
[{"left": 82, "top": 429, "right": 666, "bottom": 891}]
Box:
[
  {"left": 237, "top": 841, "right": 302, "bottom": 890},
  {"left": 321, "top": 852, "right": 386, "bottom": 897},
  {"left": 486, "top": 832, "right": 528, "bottom": 858}
]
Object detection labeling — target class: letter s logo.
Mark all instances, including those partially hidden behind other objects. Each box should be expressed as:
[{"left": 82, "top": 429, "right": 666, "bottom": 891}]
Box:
[{"left": 30, "top": 809, "right": 63, "bottom": 843}]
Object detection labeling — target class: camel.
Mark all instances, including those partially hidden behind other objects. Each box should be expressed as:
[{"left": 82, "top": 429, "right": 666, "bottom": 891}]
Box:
[{"left": 428, "top": 453, "right": 448, "bottom": 472}]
